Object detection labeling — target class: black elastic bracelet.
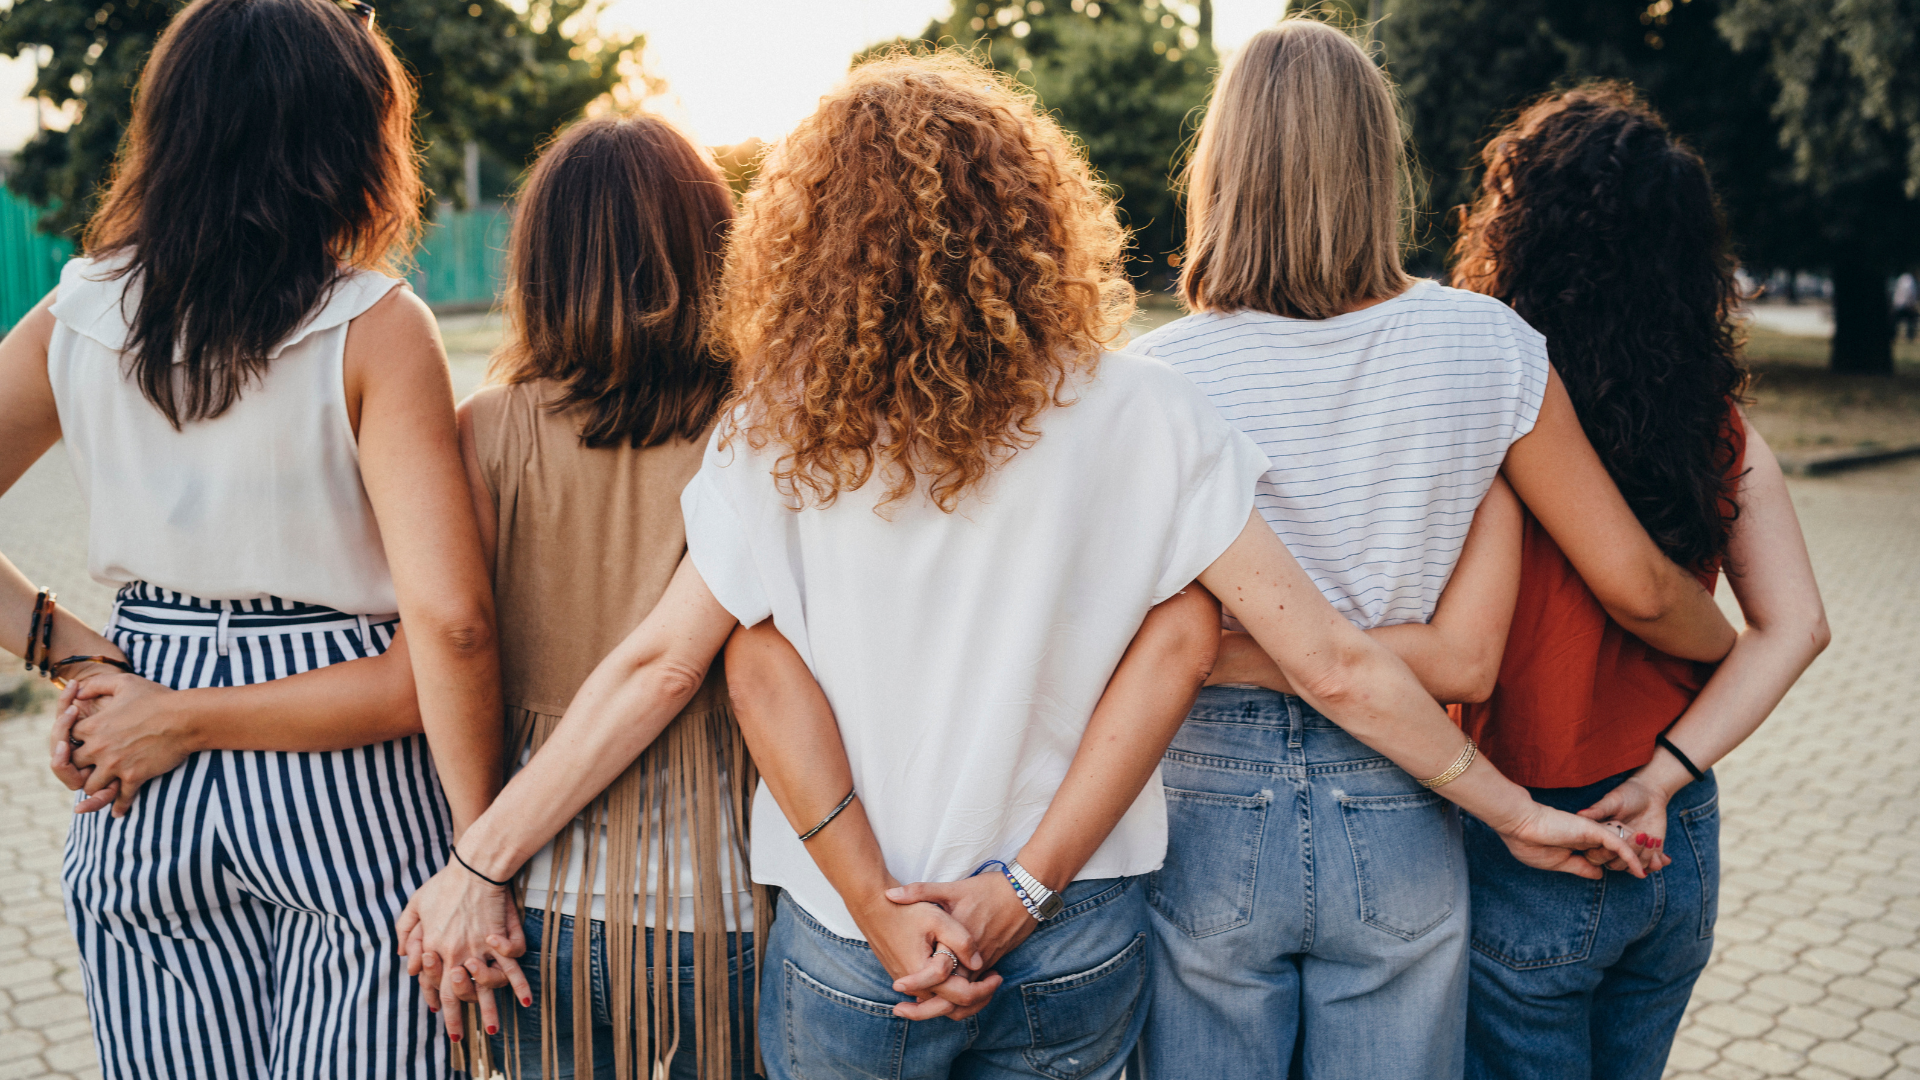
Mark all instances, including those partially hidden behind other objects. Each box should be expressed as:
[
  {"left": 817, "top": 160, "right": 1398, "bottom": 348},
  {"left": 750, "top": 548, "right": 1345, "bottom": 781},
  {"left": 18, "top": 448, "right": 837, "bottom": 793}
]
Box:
[
  {"left": 450, "top": 846, "right": 511, "bottom": 888},
  {"left": 797, "top": 788, "right": 856, "bottom": 842},
  {"left": 50, "top": 655, "right": 135, "bottom": 677},
  {"left": 1656, "top": 732, "right": 1707, "bottom": 784}
]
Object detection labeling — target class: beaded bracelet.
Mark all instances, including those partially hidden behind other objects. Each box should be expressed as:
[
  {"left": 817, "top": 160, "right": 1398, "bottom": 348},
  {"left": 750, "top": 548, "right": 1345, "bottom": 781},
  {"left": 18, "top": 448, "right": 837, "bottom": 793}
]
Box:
[{"left": 970, "top": 859, "right": 1045, "bottom": 922}]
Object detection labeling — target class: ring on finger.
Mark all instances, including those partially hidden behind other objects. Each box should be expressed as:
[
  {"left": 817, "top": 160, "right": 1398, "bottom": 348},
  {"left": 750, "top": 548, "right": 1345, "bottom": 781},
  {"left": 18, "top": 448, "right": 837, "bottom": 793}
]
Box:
[
  {"left": 934, "top": 946, "right": 960, "bottom": 978},
  {"left": 1609, "top": 822, "right": 1629, "bottom": 839}
]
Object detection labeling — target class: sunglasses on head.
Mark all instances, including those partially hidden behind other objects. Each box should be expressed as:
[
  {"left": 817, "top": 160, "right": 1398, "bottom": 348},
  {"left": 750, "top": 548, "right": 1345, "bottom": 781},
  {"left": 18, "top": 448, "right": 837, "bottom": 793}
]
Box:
[{"left": 337, "top": 0, "right": 374, "bottom": 27}]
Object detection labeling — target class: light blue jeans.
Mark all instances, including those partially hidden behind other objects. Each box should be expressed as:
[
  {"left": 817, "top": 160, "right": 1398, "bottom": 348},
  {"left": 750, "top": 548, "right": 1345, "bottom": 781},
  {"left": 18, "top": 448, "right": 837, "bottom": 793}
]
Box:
[
  {"left": 1464, "top": 771, "right": 1719, "bottom": 1080},
  {"left": 760, "top": 878, "right": 1150, "bottom": 1079},
  {"left": 1139, "top": 687, "right": 1470, "bottom": 1079}
]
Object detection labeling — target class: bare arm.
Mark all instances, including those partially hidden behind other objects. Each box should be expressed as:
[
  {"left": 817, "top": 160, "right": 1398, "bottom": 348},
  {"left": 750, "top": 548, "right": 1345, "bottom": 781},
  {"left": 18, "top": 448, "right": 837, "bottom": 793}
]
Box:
[
  {"left": 1200, "top": 512, "right": 1642, "bottom": 879},
  {"left": 347, "top": 289, "right": 502, "bottom": 836},
  {"left": 400, "top": 555, "right": 737, "bottom": 1039},
  {"left": 1503, "top": 368, "right": 1735, "bottom": 662},
  {"left": 1209, "top": 476, "right": 1523, "bottom": 704},
  {"left": 0, "top": 296, "right": 126, "bottom": 681},
  {"left": 1579, "top": 416, "right": 1830, "bottom": 863},
  {"left": 53, "top": 629, "right": 423, "bottom": 815}
]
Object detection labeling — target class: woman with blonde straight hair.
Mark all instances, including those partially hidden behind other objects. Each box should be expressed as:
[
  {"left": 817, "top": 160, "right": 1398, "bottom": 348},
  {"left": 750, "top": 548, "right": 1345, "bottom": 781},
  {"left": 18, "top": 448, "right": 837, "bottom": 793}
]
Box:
[{"left": 1129, "top": 18, "right": 1737, "bottom": 1079}]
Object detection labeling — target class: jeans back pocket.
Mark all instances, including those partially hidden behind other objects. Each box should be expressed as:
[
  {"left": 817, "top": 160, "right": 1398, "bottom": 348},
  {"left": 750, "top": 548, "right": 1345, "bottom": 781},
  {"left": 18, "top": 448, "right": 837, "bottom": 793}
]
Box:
[
  {"left": 1020, "top": 932, "right": 1148, "bottom": 1080},
  {"left": 1148, "top": 786, "right": 1269, "bottom": 938},
  {"left": 1339, "top": 789, "right": 1457, "bottom": 941},
  {"left": 1463, "top": 813, "right": 1605, "bottom": 969},
  {"left": 1678, "top": 790, "right": 1721, "bottom": 940},
  {"left": 781, "top": 960, "right": 908, "bottom": 1079}
]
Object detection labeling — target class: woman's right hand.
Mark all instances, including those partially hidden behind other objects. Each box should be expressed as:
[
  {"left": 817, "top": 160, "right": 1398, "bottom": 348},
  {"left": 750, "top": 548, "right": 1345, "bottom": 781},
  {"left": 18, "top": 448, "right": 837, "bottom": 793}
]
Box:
[
  {"left": 396, "top": 863, "right": 531, "bottom": 1042},
  {"left": 849, "top": 889, "right": 999, "bottom": 1021},
  {"left": 1495, "top": 802, "right": 1647, "bottom": 879}
]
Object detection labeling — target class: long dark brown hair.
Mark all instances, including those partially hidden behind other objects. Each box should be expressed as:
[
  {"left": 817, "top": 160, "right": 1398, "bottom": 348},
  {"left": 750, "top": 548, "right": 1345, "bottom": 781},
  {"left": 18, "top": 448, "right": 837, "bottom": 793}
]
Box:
[
  {"left": 1452, "top": 82, "right": 1747, "bottom": 571},
  {"left": 492, "top": 115, "right": 734, "bottom": 448},
  {"left": 84, "top": 0, "right": 423, "bottom": 428}
]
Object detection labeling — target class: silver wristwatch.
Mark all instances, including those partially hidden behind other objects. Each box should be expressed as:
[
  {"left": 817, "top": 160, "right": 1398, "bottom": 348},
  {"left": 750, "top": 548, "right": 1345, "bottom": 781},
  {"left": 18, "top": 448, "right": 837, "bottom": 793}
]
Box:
[{"left": 1008, "top": 859, "right": 1065, "bottom": 921}]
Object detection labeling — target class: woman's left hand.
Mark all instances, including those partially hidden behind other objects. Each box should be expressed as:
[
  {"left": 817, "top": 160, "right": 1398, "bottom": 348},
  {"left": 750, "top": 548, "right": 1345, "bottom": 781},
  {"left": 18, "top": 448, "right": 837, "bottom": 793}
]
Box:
[
  {"left": 396, "top": 864, "right": 531, "bottom": 1043},
  {"left": 885, "top": 870, "right": 1039, "bottom": 979},
  {"left": 1578, "top": 777, "right": 1674, "bottom": 874},
  {"left": 53, "top": 673, "right": 197, "bottom": 817}
]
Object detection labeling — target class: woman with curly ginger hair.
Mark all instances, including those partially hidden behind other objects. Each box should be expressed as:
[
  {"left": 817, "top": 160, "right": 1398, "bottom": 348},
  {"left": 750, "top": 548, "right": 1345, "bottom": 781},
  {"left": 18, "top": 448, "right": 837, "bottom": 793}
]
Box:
[
  {"left": 409, "top": 51, "right": 1647, "bottom": 1080},
  {"left": 1451, "top": 83, "right": 1828, "bottom": 1080}
]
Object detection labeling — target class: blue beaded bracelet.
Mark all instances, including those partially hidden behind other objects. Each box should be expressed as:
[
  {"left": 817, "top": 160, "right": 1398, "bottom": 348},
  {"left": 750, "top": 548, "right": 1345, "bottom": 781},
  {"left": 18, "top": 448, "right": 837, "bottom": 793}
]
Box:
[{"left": 971, "top": 859, "right": 1044, "bottom": 921}]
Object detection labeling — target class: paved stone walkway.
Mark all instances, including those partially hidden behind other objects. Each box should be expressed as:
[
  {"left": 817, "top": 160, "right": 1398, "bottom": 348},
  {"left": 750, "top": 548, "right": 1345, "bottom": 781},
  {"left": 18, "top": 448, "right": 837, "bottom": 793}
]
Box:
[{"left": 0, "top": 453, "right": 1915, "bottom": 1078}]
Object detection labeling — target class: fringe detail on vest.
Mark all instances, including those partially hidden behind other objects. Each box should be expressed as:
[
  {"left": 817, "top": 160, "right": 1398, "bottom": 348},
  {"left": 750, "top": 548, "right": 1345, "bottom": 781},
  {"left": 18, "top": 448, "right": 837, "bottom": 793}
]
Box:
[{"left": 464, "top": 675, "right": 769, "bottom": 1079}]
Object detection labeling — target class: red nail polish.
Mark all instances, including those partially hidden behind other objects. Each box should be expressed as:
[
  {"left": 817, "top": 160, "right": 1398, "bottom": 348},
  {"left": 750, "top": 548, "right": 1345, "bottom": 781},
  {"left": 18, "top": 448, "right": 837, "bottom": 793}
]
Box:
[
  {"left": 486, "top": 1025, "right": 498, "bottom": 1035},
  {"left": 521, "top": 997, "right": 531, "bottom": 1006},
  {"left": 1653, "top": 838, "right": 1663, "bottom": 848},
  {"left": 429, "top": 1006, "right": 438, "bottom": 1014},
  {"left": 450, "top": 1033, "right": 460, "bottom": 1042}
]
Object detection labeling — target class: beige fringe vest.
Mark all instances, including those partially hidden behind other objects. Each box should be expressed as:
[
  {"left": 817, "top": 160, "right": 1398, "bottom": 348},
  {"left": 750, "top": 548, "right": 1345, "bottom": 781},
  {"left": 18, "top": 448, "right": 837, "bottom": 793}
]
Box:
[{"left": 462, "top": 380, "right": 769, "bottom": 1079}]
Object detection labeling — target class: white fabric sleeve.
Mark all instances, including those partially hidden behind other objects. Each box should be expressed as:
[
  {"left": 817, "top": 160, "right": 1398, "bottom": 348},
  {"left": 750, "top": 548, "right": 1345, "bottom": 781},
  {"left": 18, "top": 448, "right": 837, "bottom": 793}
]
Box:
[
  {"left": 679, "top": 468, "right": 774, "bottom": 628},
  {"left": 1152, "top": 425, "right": 1271, "bottom": 603},
  {"left": 1503, "top": 306, "right": 1552, "bottom": 442}
]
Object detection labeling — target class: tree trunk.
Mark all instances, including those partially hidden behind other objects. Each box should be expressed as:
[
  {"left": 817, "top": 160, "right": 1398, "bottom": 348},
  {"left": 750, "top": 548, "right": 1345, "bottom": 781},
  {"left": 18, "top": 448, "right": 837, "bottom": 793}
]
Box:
[{"left": 1829, "top": 256, "right": 1894, "bottom": 375}]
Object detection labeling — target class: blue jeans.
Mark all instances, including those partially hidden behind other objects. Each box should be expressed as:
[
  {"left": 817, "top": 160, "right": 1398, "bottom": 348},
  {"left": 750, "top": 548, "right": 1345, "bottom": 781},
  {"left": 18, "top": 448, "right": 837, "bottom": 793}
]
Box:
[
  {"left": 1140, "top": 687, "right": 1470, "bottom": 1080},
  {"left": 1464, "top": 771, "right": 1720, "bottom": 1080},
  {"left": 760, "top": 878, "right": 1149, "bottom": 1079},
  {"left": 488, "top": 911, "right": 756, "bottom": 1080}
]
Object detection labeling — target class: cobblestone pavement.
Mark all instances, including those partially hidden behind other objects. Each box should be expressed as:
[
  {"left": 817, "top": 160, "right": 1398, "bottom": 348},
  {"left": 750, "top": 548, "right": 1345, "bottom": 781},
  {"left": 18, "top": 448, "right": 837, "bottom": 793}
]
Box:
[{"left": 0, "top": 448, "right": 1915, "bottom": 1077}]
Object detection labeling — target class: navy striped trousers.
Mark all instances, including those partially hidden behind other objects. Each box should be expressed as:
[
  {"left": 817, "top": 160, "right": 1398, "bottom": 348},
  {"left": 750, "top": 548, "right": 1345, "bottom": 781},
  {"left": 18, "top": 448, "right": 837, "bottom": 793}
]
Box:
[{"left": 63, "top": 584, "right": 452, "bottom": 1079}]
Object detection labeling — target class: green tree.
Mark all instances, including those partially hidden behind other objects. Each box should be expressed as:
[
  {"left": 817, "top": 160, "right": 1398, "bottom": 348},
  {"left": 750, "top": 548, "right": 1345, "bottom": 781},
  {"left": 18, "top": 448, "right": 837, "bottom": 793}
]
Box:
[
  {"left": 0, "top": 0, "right": 632, "bottom": 238},
  {"left": 1379, "top": 0, "right": 1919, "bottom": 373},
  {"left": 892, "top": 0, "right": 1218, "bottom": 283}
]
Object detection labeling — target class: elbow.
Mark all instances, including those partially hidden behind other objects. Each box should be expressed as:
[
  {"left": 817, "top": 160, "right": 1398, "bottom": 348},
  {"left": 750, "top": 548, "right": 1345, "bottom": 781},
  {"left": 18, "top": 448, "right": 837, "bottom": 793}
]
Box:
[
  {"left": 1157, "top": 620, "right": 1223, "bottom": 689},
  {"left": 410, "top": 602, "right": 498, "bottom": 661},
  {"left": 1289, "top": 643, "right": 1371, "bottom": 716},
  {"left": 641, "top": 657, "right": 708, "bottom": 709},
  {"left": 1597, "top": 579, "right": 1677, "bottom": 628}
]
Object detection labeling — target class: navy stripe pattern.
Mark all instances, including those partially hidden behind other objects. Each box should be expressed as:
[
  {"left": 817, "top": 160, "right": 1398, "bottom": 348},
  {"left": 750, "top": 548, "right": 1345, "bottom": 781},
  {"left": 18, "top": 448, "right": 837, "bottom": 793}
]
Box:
[
  {"left": 1132, "top": 282, "right": 1550, "bottom": 628},
  {"left": 63, "top": 583, "right": 450, "bottom": 1079}
]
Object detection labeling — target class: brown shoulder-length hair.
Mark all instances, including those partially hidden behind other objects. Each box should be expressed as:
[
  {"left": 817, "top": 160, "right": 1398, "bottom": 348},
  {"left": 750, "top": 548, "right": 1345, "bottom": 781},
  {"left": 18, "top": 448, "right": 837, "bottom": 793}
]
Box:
[
  {"left": 492, "top": 115, "right": 734, "bottom": 447},
  {"left": 1179, "top": 18, "right": 1411, "bottom": 318},
  {"left": 718, "top": 51, "right": 1133, "bottom": 513},
  {"left": 1451, "top": 82, "right": 1746, "bottom": 571},
  {"left": 84, "top": 0, "right": 422, "bottom": 428}
]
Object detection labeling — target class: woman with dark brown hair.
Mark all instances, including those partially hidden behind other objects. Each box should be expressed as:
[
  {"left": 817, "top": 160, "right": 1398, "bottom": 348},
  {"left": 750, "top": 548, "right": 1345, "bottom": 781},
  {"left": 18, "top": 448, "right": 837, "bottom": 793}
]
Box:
[
  {"left": 451, "top": 114, "right": 755, "bottom": 1080},
  {"left": 0, "top": 0, "right": 508, "bottom": 1076},
  {"left": 1451, "top": 83, "right": 1829, "bottom": 1079}
]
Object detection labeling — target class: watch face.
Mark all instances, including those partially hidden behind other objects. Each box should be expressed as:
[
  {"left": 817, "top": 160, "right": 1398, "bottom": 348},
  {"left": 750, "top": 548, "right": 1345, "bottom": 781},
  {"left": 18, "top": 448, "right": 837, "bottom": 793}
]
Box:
[{"left": 1037, "top": 892, "right": 1065, "bottom": 920}]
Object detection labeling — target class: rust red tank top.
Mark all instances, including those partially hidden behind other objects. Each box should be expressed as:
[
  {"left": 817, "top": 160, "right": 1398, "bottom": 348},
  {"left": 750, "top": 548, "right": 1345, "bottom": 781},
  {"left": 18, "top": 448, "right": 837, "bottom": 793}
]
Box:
[{"left": 1456, "top": 411, "right": 1745, "bottom": 789}]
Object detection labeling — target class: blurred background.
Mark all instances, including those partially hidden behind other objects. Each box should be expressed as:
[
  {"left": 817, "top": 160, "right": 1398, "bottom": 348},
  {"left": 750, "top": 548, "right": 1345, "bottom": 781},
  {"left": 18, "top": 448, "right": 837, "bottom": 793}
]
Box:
[{"left": 1, "top": 0, "right": 1918, "bottom": 453}]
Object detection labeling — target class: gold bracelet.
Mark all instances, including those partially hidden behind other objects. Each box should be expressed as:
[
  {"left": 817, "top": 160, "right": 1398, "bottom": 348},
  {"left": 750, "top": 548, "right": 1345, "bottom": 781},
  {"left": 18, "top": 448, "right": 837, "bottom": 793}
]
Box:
[{"left": 1419, "top": 739, "right": 1478, "bottom": 790}]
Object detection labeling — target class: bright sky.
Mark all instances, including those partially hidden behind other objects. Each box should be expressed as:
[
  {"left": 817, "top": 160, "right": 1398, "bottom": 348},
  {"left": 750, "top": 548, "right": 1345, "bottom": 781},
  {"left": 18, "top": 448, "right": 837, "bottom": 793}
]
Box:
[{"left": 0, "top": 1, "right": 1288, "bottom": 152}]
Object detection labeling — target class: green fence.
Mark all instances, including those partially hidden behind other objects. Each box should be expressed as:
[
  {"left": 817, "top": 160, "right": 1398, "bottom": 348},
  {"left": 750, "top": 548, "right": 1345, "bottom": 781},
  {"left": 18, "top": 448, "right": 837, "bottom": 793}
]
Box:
[
  {"left": 1, "top": 187, "right": 74, "bottom": 333},
  {"left": 0, "top": 187, "right": 509, "bottom": 331}
]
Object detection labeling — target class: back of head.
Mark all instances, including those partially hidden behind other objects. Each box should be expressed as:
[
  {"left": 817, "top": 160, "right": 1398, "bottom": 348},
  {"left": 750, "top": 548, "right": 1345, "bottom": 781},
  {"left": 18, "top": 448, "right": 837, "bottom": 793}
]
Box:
[
  {"left": 718, "top": 51, "right": 1133, "bottom": 513},
  {"left": 1451, "top": 82, "right": 1746, "bottom": 570},
  {"left": 85, "top": 0, "right": 422, "bottom": 428},
  {"left": 494, "top": 114, "right": 735, "bottom": 448},
  {"left": 1180, "top": 18, "right": 1410, "bottom": 318}
]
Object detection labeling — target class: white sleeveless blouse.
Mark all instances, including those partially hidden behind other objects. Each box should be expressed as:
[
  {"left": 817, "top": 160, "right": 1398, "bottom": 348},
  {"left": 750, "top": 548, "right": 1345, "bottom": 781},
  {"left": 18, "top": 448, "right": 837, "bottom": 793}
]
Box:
[{"left": 46, "top": 253, "right": 402, "bottom": 615}]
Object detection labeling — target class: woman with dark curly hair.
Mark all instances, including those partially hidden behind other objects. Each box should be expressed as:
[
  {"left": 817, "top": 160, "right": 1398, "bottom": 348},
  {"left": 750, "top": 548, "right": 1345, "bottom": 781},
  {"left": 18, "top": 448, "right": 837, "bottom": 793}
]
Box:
[
  {"left": 404, "top": 51, "right": 1646, "bottom": 1080},
  {"left": 1452, "top": 83, "right": 1830, "bottom": 1079}
]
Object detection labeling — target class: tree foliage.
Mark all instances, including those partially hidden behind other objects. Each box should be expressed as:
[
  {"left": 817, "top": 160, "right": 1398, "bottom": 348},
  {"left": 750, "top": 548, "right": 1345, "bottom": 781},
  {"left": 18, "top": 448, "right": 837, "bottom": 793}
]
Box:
[
  {"left": 1380, "top": 0, "right": 1919, "bottom": 373},
  {"left": 890, "top": 0, "right": 1218, "bottom": 282},
  {"left": 0, "top": 0, "right": 632, "bottom": 237}
]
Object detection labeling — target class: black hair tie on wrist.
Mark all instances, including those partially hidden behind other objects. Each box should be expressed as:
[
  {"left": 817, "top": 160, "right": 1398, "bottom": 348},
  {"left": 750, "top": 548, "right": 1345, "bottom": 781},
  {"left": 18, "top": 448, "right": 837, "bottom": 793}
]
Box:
[
  {"left": 450, "top": 846, "right": 511, "bottom": 888},
  {"left": 1656, "top": 731, "right": 1706, "bottom": 784}
]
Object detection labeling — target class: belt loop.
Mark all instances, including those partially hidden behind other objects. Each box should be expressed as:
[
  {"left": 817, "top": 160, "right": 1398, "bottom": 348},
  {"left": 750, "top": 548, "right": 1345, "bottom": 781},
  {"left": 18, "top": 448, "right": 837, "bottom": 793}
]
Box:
[
  {"left": 105, "top": 601, "right": 121, "bottom": 636},
  {"left": 356, "top": 614, "right": 373, "bottom": 652},
  {"left": 216, "top": 606, "right": 232, "bottom": 657},
  {"left": 1287, "top": 696, "right": 1304, "bottom": 749}
]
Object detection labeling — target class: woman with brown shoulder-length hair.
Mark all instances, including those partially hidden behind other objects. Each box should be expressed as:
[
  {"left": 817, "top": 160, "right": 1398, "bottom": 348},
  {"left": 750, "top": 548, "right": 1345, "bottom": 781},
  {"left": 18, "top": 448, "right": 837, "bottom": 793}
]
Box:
[
  {"left": 440, "top": 113, "right": 759, "bottom": 1080},
  {"left": 0, "top": 0, "right": 509, "bottom": 1075}
]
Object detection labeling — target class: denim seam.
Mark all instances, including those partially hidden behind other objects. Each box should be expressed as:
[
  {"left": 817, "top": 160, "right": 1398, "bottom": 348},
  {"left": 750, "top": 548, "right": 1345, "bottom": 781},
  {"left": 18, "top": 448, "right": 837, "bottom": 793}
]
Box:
[
  {"left": 1679, "top": 791, "right": 1721, "bottom": 940},
  {"left": 785, "top": 900, "right": 879, "bottom": 952},
  {"left": 1163, "top": 749, "right": 1408, "bottom": 778},
  {"left": 1298, "top": 781, "right": 1316, "bottom": 953},
  {"left": 1036, "top": 877, "right": 1132, "bottom": 931}
]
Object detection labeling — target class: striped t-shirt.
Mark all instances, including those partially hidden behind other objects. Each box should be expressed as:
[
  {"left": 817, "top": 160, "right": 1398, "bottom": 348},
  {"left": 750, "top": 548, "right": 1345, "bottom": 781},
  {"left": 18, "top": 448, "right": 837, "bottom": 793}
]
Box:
[{"left": 1132, "top": 278, "right": 1550, "bottom": 629}]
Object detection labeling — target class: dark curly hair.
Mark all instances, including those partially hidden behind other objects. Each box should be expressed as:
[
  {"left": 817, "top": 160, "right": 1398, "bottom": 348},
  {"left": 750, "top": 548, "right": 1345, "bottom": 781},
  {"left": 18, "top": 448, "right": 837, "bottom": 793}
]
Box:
[{"left": 1451, "top": 82, "right": 1747, "bottom": 571}]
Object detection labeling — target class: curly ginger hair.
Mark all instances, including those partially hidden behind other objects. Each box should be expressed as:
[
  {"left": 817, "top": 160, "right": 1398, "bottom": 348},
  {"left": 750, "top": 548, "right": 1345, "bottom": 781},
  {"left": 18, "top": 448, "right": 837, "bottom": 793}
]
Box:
[{"left": 717, "top": 52, "right": 1135, "bottom": 512}]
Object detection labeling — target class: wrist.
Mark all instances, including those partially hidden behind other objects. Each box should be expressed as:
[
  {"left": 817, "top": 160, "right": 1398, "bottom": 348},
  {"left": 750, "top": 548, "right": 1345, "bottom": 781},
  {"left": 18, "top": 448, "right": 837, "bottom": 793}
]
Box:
[
  {"left": 162, "top": 688, "right": 210, "bottom": 753},
  {"left": 1012, "top": 845, "right": 1075, "bottom": 895},
  {"left": 450, "top": 817, "right": 524, "bottom": 884},
  {"left": 1633, "top": 754, "right": 1695, "bottom": 799}
]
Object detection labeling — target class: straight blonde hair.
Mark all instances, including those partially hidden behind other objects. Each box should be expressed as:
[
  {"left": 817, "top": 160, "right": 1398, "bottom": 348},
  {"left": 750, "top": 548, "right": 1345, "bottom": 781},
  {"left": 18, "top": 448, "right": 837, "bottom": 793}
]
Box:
[{"left": 1179, "top": 18, "right": 1412, "bottom": 318}]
